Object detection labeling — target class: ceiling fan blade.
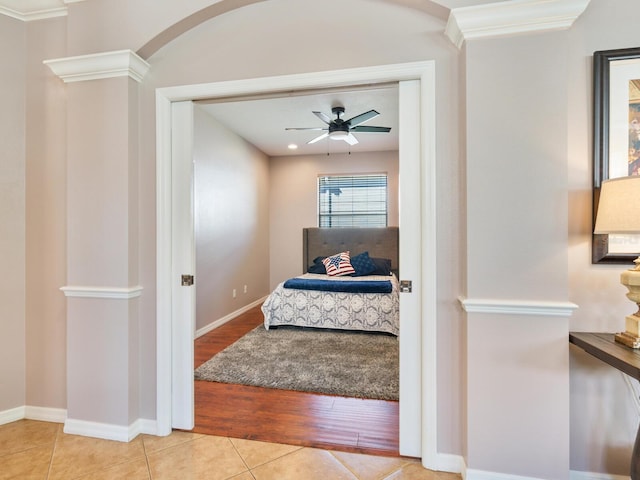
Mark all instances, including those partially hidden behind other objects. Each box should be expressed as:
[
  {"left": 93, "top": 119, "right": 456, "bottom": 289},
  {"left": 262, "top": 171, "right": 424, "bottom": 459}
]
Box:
[
  {"left": 350, "top": 125, "right": 391, "bottom": 133},
  {"left": 345, "top": 109, "right": 379, "bottom": 127},
  {"left": 344, "top": 133, "right": 359, "bottom": 146},
  {"left": 313, "top": 111, "right": 332, "bottom": 125},
  {"left": 307, "top": 132, "right": 329, "bottom": 144},
  {"left": 285, "top": 127, "right": 326, "bottom": 131}
]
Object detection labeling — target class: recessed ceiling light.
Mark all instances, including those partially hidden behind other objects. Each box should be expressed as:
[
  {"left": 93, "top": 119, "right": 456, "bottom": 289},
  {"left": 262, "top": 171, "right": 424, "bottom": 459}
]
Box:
[{"left": 288, "top": 144, "right": 298, "bottom": 150}]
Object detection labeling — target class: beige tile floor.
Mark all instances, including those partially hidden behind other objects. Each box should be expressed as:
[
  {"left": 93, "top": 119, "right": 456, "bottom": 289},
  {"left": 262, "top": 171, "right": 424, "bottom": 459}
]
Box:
[{"left": 1, "top": 420, "right": 461, "bottom": 480}]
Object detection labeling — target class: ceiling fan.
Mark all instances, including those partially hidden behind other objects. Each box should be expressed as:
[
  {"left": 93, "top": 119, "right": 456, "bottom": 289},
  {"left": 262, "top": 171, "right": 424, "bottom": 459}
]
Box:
[{"left": 286, "top": 106, "right": 391, "bottom": 146}]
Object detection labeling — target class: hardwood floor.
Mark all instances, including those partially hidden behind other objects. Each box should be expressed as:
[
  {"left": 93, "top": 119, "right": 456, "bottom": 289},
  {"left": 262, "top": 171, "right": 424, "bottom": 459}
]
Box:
[{"left": 193, "top": 304, "right": 399, "bottom": 456}]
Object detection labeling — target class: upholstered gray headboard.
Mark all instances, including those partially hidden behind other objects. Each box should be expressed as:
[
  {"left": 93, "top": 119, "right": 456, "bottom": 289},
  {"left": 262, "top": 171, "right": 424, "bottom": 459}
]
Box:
[{"left": 302, "top": 227, "right": 399, "bottom": 275}]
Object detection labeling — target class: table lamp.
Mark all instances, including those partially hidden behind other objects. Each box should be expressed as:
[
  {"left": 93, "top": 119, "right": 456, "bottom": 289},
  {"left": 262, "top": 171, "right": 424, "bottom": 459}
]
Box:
[{"left": 594, "top": 175, "right": 640, "bottom": 347}]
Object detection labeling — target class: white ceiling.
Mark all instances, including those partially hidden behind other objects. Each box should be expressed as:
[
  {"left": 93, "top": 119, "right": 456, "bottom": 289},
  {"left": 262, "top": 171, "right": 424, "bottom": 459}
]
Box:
[{"left": 198, "top": 85, "right": 399, "bottom": 157}]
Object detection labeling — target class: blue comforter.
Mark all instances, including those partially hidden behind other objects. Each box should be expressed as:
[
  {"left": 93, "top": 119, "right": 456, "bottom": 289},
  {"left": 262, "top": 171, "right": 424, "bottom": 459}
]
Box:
[{"left": 283, "top": 277, "right": 392, "bottom": 294}]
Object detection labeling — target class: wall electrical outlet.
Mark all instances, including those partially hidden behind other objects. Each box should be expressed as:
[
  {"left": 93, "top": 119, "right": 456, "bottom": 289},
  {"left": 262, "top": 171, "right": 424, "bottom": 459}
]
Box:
[
  {"left": 232, "top": 289, "right": 236, "bottom": 298},
  {"left": 243, "top": 285, "right": 247, "bottom": 294}
]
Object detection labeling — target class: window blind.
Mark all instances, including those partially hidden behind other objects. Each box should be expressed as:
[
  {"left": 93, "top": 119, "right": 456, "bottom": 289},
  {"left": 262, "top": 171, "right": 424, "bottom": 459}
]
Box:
[{"left": 318, "top": 174, "right": 388, "bottom": 227}]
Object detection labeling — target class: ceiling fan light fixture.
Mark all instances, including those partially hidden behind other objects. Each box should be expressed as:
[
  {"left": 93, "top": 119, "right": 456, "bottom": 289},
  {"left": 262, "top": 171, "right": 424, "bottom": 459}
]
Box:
[
  {"left": 288, "top": 107, "right": 389, "bottom": 147},
  {"left": 329, "top": 130, "right": 349, "bottom": 141}
]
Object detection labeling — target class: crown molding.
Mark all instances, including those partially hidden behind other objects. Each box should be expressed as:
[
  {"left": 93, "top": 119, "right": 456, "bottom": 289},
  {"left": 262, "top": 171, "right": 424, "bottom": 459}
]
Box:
[
  {"left": 0, "top": 0, "right": 84, "bottom": 21},
  {"left": 0, "top": 4, "right": 66, "bottom": 21},
  {"left": 445, "top": 0, "right": 591, "bottom": 49},
  {"left": 43, "top": 49, "right": 150, "bottom": 83}
]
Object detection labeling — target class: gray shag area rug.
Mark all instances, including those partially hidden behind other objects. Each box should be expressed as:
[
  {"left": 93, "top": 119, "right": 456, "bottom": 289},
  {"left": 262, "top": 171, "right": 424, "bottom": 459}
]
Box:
[{"left": 194, "top": 326, "right": 399, "bottom": 401}]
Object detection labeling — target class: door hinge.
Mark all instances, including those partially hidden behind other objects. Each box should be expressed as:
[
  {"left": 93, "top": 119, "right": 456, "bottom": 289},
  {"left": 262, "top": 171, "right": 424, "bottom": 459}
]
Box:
[
  {"left": 181, "top": 274, "right": 194, "bottom": 286},
  {"left": 399, "top": 280, "right": 412, "bottom": 293}
]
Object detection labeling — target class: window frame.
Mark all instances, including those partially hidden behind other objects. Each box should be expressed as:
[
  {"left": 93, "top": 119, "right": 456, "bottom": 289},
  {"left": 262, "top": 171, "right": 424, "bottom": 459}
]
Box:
[{"left": 317, "top": 173, "right": 388, "bottom": 228}]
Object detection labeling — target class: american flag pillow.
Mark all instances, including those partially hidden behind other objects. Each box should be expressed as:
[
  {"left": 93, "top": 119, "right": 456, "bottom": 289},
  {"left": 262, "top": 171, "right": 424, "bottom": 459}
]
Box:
[{"left": 322, "top": 251, "right": 355, "bottom": 276}]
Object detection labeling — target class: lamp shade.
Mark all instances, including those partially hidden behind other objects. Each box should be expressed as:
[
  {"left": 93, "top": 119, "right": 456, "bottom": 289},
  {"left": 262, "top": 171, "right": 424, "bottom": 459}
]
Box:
[{"left": 594, "top": 175, "right": 640, "bottom": 234}]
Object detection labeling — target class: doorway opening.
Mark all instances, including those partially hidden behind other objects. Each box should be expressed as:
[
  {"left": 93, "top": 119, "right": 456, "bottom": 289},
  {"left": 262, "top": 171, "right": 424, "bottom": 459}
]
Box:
[{"left": 156, "top": 61, "right": 437, "bottom": 465}]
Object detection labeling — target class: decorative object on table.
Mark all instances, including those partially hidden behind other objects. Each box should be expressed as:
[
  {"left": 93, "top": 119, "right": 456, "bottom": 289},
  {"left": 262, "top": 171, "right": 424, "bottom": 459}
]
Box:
[
  {"left": 592, "top": 47, "right": 640, "bottom": 264},
  {"left": 594, "top": 176, "right": 640, "bottom": 347}
]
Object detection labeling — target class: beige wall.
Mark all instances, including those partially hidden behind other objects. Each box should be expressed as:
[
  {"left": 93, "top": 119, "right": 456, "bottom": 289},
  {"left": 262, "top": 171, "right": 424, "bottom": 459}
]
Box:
[
  {"left": 24, "top": 17, "right": 68, "bottom": 410},
  {"left": 65, "top": 0, "right": 222, "bottom": 57},
  {"left": 1, "top": 11, "right": 68, "bottom": 416},
  {"left": 194, "top": 106, "right": 270, "bottom": 331},
  {"left": 463, "top": 29, "right": 571, "bottom": 478},
  {"left": 0, "top": 14, "right": 26, "bottom": 412},
  {"left": 268, "top": 151, "right": 399, "bottom": 288},
  {"left": 567, "top": 1, "right": 640, "bottom": 475},
  {"left": 64, "top": 74, "right": 142, "bottom": 426}
]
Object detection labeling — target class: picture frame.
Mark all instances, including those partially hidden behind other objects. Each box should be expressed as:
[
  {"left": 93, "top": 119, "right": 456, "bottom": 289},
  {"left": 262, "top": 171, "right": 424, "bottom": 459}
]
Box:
[{"left": 592, "top": 47, "right": 640, "bottom": 264}]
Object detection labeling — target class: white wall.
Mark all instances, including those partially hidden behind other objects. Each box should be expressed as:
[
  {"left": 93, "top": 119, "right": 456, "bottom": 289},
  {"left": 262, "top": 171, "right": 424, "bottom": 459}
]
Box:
[
  {"left": 268, "top": 151, "right": 399, "bottom": 288},
  {"left": 193, "top": 106, "right": 270, "bottom": 331}
]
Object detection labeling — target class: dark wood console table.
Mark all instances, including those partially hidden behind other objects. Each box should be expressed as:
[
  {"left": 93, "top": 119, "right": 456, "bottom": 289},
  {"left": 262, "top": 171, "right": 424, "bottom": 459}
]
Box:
[{"left": 570, "top": 332, "right": 640, "bottom": 479}]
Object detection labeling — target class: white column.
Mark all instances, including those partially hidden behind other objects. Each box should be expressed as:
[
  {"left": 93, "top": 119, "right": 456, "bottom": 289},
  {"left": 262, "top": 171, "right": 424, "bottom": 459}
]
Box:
[{"left": 46, "top": 50, "right": 149, "bottom": 441}]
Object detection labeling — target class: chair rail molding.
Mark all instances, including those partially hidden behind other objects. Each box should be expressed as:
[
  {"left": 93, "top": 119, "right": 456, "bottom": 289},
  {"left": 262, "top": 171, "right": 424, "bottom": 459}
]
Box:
[
  {"left": 60, "top": 285, "right": 144, "bottom": 299},
  {"left": 459, "top": 296, "right": 578, "bottom": 317},
  {"left": 445, "top": 0, "right": 591, "bottom": 49},
  {"left": 43, "top": 49, "right": 150, "bottom": 83}
]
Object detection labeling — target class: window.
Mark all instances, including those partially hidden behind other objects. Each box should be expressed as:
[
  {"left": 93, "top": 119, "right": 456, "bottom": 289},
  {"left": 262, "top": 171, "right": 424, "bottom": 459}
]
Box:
[{"left": 318, "top": 174, "right": 388, "bottom": 227}]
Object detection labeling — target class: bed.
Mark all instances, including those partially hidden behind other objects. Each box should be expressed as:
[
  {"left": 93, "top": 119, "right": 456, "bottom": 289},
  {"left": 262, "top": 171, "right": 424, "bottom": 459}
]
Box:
[{"left": 261, "top": 227, "right": 400, "bottom": 336}]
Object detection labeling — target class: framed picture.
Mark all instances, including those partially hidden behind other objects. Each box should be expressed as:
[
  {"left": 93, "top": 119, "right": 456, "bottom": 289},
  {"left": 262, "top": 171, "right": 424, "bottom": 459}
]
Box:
[{"left": 592, "top": 47, "right": 640, "bottom": 264}]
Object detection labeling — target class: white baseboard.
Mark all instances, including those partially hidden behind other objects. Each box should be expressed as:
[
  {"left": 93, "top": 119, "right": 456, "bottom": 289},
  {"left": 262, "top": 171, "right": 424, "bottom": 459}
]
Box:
[
  {"left": 460, "top": 468, "right": 628, "bottom": 480},
  {"left": 25, "top": 406, "right": 67, "bottom": 423},
  {"left": 64, "top": 417, "right": 158, "bottom": 442},
  {"left": 0, "top": 405, "right": 67, "bottom": 426},
  {"left": 0, "top": 406, "right": 26, "bottom": 425},
  {"left": 130, "top": 418, "right": 159, "bottom": 437},
  {"left": 451, "top": 456, "right": 543, "bottom": 480},
  {"left": 433, "top": 453, "right": 465, "bottom": 473},
  {"left": 464, "top": 469, "right": 546, "bottom": 480},
  {"left": 195, "top": 296, "right": 267, "bottom": 339},
  {"left": 570, "top": 471, "right": 630, "bottom": 480},
  {"left": 0, "top": 405, "right": 158, "bottom": 442}
]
